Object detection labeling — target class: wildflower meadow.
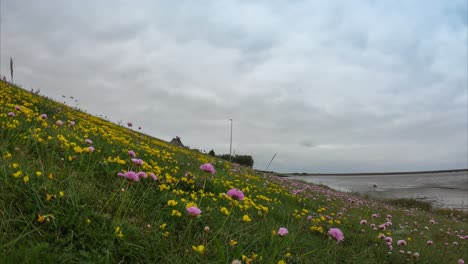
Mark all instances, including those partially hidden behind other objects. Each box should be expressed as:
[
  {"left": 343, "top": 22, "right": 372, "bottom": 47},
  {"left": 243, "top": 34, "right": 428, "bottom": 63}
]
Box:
[{"left": 0, "top": 80, "right": 466, "bottom": 263}]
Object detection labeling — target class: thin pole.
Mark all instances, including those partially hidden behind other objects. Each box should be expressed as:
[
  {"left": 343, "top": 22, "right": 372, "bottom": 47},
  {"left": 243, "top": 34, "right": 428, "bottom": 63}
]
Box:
[
  {"left": 266, "top": 153, "right": 277, "bottom": 170},
  {"left": 229, "top": 119, "right": 233, "bottom": 163}
]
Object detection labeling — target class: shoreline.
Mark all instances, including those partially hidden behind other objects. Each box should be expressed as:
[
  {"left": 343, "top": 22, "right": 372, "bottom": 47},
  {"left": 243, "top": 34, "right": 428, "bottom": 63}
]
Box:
[{"left": 279, "top": 168, "right": 468, "bottom": 176}]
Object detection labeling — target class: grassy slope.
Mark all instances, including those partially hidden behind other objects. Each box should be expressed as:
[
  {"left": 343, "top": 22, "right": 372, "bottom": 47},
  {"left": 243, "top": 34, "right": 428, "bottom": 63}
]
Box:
[{"left": 0, "top": 81, "right": 466, "bottom": 263}]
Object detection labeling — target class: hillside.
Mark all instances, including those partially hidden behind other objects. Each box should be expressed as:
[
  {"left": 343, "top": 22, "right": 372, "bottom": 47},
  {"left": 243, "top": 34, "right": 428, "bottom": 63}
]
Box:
[{"left": 0, "top": 80, "right": 466, "bottom": 263}]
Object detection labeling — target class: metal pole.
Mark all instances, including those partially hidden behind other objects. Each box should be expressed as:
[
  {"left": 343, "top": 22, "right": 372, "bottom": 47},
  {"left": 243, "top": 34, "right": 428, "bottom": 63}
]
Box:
[
  {"left": 229, "top": 119, "right": 233, "bottom": 163},
  {"left": 266, "top": 153, "right": 277, "bottom": 170}
]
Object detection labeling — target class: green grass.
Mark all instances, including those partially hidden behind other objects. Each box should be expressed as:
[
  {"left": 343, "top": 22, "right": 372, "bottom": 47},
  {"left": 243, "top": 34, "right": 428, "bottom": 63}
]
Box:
[{"left": 0, "top": 80, "right": 466, "bottom": 263}]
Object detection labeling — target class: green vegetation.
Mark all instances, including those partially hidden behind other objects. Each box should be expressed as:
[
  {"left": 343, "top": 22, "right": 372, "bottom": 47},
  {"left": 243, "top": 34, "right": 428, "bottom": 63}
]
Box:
[
  {"left": 218, "top": 154, "right": 254, "bottom": 168},
  {"left": 0, "top": 80, "right": 466, "bottom": 263}
]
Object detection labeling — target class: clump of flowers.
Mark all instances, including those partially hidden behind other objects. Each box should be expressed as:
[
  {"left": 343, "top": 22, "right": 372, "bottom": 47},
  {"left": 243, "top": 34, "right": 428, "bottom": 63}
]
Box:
[
  {"left": 200, "top": 163, "right": 215, "bottom": 174},
  {"left": 131, "top": 158, "right": 143, "bottom": 166},
  {"left": 397, "top": 240, "right": 407, "bottom": 246},
  {"left": 128, "top": 150, "right": 136, "bottom": 158},
  {"left": 278, "top": 227, "right": 289, "bottom": 237},
  {"left": 227, "top": 188, "right": 245, "bottom": 200},
  {"left": 328, "top": 228, "right": 344, "bottom": 242},
  {"left": 186, "top": 206, "right": 202, "bottom": 217},
  {"left": 117, "top": 171, "right": 139, "bottom": 181}
]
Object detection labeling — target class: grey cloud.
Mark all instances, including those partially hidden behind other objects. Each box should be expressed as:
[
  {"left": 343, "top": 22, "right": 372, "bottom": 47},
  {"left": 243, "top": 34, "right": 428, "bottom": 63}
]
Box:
[{"left": 1, "top": 0, "right": 466, "bottom": 173}]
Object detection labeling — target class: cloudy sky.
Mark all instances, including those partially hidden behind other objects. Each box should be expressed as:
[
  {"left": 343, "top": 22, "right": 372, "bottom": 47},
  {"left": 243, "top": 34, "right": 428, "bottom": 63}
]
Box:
[{"left": 1, "top": 0, "right": 467, "bottom": 173}]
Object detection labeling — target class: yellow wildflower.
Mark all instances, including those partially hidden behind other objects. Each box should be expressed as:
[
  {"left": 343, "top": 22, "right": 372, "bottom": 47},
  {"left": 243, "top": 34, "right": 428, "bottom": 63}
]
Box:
[
  {"left": 229, "top": 240, "right": 238, "bottom": 247},
  {"left": 12, "top": 163, "right": 19, "bottom": 169},
  {"left": 48, "top": 173, "right": 54, "bottom": 180},
  {"left": 167, "top": 200, "right": 178, "bottom": 206},
  {"left": 242, "top": 214, "right": 252, "bottom": 222},
  {"left": 36, "top": 171, "right": 42, "bottom": 177},
  {"left": 13, "top": 171, "right": 22, "bottom": 178},
  {"left": 86, "top": 219, "right": 91, "bottom": 224},
  {"left": 46, "top": 194, "right": 52, "bottom": 201},
  {"left": 159, "top": 184, "right": 170, "bottom": 191},
  {"left": 73, "top": 146, "right": 83, "bottom": 153},
  {"left": 160, "top": 223, "right": 167, "bottom": 230},
  {"left": 171, "top": 210, "right": 182, "bottom": 217},
  {"left": 23, "top": 175, "right": 29, "bottom": 183},
  {"left": 192, "top": 245, "right": 205, "bottom": 254},
  {"left": 220, "top": 207, "right": 230, "bottom": 215},
  {"left": 37, "top": 214, "right": 45, "bottom": 223},
  {"left": 115, "top": 226, "right": 124, "bottom": 238},
  {"left": 278, "top": 260, "right": 286, "bottom": 264},
  {"left": 59, "top": 191, "right": 64, "bottom": 197}
]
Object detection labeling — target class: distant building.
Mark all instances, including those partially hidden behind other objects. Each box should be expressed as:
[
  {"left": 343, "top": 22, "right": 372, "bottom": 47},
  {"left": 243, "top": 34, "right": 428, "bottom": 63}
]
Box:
[{"left": 170, "top": 136, "right": 185, "bottom": 148}]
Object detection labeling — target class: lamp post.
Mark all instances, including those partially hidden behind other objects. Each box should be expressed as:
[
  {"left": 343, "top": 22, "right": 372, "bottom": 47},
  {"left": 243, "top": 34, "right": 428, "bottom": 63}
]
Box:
[{"left": 229, "top": 119, "right": 233, "bottom": 163}]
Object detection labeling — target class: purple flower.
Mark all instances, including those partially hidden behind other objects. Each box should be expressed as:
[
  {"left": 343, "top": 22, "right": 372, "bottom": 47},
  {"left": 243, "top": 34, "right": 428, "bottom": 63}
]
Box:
[
  {"left": 56, "top": 120, "right": 63, "bottom": 126},
  {"left": 7, "top": 112, "right": 15, "bottom": 117},
  {"left": 40, "top": 114, "right": 48, "bottom": 119},
  {"left": 277, "top": 227, "right": 288, "bottom": 237},
  {"left": 187, "top": 206, "right": 202, "bottom": 216},
  {"left": 15, "top": 105, "right": 21, "bottom": 110},
  {"left": 69, "top": 121, "right": 76, "bottom": 126},
  {"left": 328, "top": 228, "right": 344, "bottom": 242},
  {"left": 226, "top": 188, "right": 245, "bottom": 200},
  {"left": 360, "top": 220, "right": 367, "bottom": 225},
  {"left": 137, "top": 171, "right": 147, "bottom": 179},
  {"left": 88, "top": 147, "right": 95, "bottom": 153},
  {"left": 131, "top": 158, "right": 143, "bottom": 166},
  {"left": 128, "top": 150, "right": 136, "bottom": 158},
  {"left": 84, "top": 139, "right": 93, "bottom": 144},
  {"left": 123, "top": 171, "right": 139, "bottom": 181},
  {"left": 149, "top": 173, "right": 158, "bottom": 181},
  {"left": 397, "top": 240, "right": 406, "bottom": 246},
  {"left": 199, "top": 163, "right": 215, "bottom": 174}
]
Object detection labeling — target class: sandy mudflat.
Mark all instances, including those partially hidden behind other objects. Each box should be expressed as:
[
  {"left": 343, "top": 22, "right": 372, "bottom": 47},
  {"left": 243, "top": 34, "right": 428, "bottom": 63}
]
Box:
[{"left": 287, "top": 170, "right": 468, "bottom": 210}]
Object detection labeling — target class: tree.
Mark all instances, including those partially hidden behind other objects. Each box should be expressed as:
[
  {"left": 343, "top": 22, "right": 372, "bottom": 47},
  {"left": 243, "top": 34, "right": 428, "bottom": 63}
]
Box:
[{"left": 208, "top": 149, "right": 216, "bottom": 156}]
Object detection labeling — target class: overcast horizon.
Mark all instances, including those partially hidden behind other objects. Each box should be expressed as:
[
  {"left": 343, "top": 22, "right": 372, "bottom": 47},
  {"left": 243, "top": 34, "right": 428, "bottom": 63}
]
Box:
[{"left": 1, "top": 1, "right": 467, "bottom": 173}]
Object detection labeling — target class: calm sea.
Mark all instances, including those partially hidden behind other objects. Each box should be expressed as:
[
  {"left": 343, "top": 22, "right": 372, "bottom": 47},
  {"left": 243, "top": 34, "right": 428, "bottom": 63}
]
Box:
[{"left": 287, "top": 170, "right": 468, "bottom": 210}]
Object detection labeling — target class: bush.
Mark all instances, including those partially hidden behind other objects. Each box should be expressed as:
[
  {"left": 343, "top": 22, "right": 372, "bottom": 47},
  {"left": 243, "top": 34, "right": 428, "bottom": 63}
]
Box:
[{"left": 218, "top": 154, "right": 254, "bottom": 167}]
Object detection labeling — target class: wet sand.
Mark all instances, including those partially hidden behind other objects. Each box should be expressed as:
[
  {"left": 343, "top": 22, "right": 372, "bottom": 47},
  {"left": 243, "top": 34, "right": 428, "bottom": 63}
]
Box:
[{"left": 287, "top": 170, "right": 468, "bottom": 210}]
